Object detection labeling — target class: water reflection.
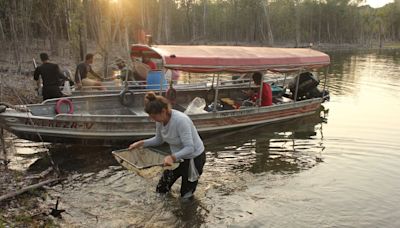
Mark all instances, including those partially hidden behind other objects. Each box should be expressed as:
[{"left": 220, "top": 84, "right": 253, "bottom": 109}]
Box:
[
  {"left": 22, "top": 106, "right": 327, "bottom": 178},
  {"left": 28, "top": 145, "right": 118, "bottom": 173},
  {"left": 204, "top": 106, "right": 327, "bottom": 175},
  {"left": 33, "top": 107, "right": 327, "bottom": 227},
  {"left": 327, "top": 49, "right": 400, "bottom": 97},
  {"left": 168, "top": 197, "right": 207, "bottom": 228},
  {"left": 6, "top": 49, "right": 400, "bottom": 227}
]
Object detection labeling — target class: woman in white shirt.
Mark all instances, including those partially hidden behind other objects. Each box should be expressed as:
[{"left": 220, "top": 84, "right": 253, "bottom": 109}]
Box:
[{"left": 129, "top": 92, "right": 206, "bottom": 199}]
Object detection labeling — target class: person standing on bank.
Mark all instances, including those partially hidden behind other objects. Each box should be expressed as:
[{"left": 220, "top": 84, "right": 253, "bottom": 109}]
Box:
[
  {"left": 74, "top": 53, "right": 106, "bottom": 90},
  {"left": 129, "top": 92, "right": 206, "bottom": 199},
  {"left": 33, "top": 53, "right": 65, "bottom": 101}
]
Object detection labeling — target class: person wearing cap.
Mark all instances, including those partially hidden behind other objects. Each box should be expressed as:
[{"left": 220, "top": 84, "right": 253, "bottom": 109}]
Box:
[
  {"left": 33, "top": 53, "right": 65, "bottom": 100},
  {"left": 113, "top": 58, "right": 135, "bottom": 81},
  {"left": 142, "top": 56, "right": 157, "bottom": 70}
]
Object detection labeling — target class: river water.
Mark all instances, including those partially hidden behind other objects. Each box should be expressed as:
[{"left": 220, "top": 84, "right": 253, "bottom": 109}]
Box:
[{"left": 7, "top": 49, "right": 400, "bottom": 227}]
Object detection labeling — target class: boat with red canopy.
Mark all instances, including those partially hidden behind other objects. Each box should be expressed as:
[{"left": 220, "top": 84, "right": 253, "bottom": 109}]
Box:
[
  {"left": 0, "top": 44, "right": 330, "bottom": 145},
  {"left": 131, "top": 44, "right": 329, "bottom": 72}
]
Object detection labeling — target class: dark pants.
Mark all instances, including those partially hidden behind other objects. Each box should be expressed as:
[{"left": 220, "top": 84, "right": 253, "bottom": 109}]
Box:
[
  {"left": 43, "top": 86, "right": 63, "bottom": 101},
  {"left": 156, "top": 152, "right": 206, "bottom": 197}
]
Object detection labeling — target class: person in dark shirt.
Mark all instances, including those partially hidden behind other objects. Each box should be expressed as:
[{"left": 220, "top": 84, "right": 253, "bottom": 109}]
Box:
[
  {"left": 74, "top": 53, "right": 105, "bottom": 90},
  {"left": 33, "top": 53, "right": 65, "bottom": 100}
]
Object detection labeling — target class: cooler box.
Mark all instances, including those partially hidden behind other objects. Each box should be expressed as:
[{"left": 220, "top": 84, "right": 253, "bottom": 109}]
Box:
[
  {"left": 271, "top": 84, "right": 284, "bottom": 96},
  {"left": 146, "top": 71, "right": 168, "bottom": 90}
]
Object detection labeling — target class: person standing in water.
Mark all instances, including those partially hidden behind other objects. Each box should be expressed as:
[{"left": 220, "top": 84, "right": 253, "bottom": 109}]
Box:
[{"left": 129, "top": 92, "right": 206, "bottom": 199}]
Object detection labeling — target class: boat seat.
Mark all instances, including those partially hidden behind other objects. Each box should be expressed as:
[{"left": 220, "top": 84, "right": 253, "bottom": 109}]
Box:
[{"left": 273, "top": 96, "right": 293, "bottom": 104}]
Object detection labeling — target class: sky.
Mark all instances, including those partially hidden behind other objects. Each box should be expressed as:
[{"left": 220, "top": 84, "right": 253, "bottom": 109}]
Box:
[{"left": 364, "top": 0, "right": 394, "bottom": 8}]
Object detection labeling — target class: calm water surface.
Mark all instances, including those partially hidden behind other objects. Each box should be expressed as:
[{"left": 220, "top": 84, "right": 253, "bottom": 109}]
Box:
[{"left": 10, "top": 50, "right": 400, "bottom": 227}]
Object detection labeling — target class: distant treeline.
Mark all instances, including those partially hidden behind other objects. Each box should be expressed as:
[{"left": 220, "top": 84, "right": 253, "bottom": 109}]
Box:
[{"left": 0, "top": 0, "right": 399, "bottom": 64}]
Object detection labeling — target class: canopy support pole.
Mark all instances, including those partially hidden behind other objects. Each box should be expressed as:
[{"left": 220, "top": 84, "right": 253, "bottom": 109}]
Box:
[
  {"left": 293, "top": 69, "right": 302, "bottom": 103},
  {"left": 159, "top": 71, "right": 163, "bottom": 96},
  {"left": 213, "top": 73, "right": 220, "bottom": 112},
  {"left": 282, "top": 73, "right": 287, "bottom": 88},
  {"left": 258, "top": 72, "right": 264, "bottom": 107}
]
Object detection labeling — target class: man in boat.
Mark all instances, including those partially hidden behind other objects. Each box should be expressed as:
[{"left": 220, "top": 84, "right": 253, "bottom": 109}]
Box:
[
  {"left": 129, "top": 56, "right": 157, "bottom": 81},
  {"left": 33, "top": 53, "right": 66, "bottom": 101},
  {"left": 74, "top": 53, "right": 106, "bottom": 90},
  {"left": 142, "top": 56, "right": 157, "bottom": 70},
  {"left": 113, "top": 58, "right": 136, "bottom": 81},
  {"left": 243, "top": 72, "right": 273, "bottom": 106},
  {"left": 129, "top": 92, "right": 206, "bottom": 200}
]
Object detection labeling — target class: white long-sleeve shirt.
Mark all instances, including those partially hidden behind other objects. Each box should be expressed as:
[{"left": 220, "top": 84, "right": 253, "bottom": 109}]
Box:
[{"left": 143, "top": 109, "right": 204, "bottom": 160}]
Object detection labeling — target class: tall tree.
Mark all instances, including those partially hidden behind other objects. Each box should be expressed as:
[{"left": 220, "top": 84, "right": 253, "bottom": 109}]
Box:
[{"left": 262, "top": 0, "right": 274, "bottom": 46}]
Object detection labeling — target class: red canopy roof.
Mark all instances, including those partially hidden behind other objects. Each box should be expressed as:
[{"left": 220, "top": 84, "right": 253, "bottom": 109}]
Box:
[{"left": 131, "top": 44, "right": 330, "bottom": 73}]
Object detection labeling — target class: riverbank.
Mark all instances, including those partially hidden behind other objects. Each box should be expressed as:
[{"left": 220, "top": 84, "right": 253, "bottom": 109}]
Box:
[
  {"left": 0, "top": 132, "right": 58, "bottom": 227},
  {"left": 0, "top": 168, "right": 57, "bottom": 227}
]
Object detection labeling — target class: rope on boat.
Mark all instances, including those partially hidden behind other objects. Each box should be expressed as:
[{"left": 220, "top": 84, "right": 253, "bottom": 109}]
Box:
[
  {"left": 1, "top": 73, "right": 60, "bottom": 176},
  {"left": 119, "top": 88, "right": 135, "bottom": 106}
]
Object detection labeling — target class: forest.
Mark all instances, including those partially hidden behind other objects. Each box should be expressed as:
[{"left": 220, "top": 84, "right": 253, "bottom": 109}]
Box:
[{"left": 0, "top": 0, "right": 399, "bottom": 66}]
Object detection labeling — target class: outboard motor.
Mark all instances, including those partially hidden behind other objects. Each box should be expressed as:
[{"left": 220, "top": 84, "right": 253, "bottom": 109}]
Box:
[{"left": 288, "top": 72, "right": 328, "bottom": 101}]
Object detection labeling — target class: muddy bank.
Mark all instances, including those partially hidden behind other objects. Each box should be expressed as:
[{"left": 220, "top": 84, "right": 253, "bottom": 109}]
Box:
[
  {"left": 0, "top": 167, "right": 58, "bottom": 227},
  {"left": 0, "top": 132, "right": 58, "bottom": 227}
]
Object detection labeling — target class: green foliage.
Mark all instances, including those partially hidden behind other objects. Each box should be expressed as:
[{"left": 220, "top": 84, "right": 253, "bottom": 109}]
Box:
[{"left": 0, "top": 0, "right": 398, "bottom": 48}]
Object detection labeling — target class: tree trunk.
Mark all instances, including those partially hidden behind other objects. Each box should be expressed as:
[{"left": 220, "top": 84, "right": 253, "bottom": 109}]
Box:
[
  {"left": 203, "top": 0, "right": 207, "bottom": 38},
  {"left": 164, "top": 1, "right": 170, "bottom": 44},
  {"left": 318, "top": 3, "right": 321, "bottom": 44},
  {"left": 294, "top": 0, "right": 301, "bottom": 47},
  {"left": 9, "top": 1, "right": 21, "bottom": 70},
  {"left": 0, "top": 20, "right": 5, "bottom": 42},
  {"left": 379, "top": 20, "right": 383, "bottom": 48},
  {"left": 191, "top": 3, "right": 196, "bottom": 41},
  {"left": 234, "top": 0, "right": 239, "bottom": 43},
  {"left": 50, "top": 34, "right": 59, "bottom": 56},
  {"left": 80, "top": 0, "right": 88, "bottom": 61},
  {"left": 141, "top": 0, "right": 145, "bottom": 29},
  {"left": 262, "top": 0, "right": 274, "bottom": 46},
  {"left": 0, "top": 178, "right": 64, "bottom": 202},
  {"left": 327, "top": 22, "right": 331, "bottom": 42},
  {"left": 157, "top": 0, "right": 163, "bottom": 43}
]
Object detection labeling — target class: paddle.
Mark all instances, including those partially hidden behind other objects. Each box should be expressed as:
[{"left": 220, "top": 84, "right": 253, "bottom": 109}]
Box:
[{"left": 32, "top": 58, "right": 42, "bottom": 96}]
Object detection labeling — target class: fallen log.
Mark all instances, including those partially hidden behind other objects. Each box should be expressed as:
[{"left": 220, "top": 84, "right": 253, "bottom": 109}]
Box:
[
  {"left": 26, "top": 167, "right": 53, "bottom": 180},
  {"left": 0, "top": 178, "right": 64, "bottom": 202}
]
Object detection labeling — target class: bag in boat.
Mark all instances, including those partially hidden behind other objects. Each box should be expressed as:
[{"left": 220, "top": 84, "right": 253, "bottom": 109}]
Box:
[
  {"left": 112, "top": 147, "right": 180, "bottom": 178},
  {"left": 184, "top": 97, "right": 207, "bottom": 114},
  {"left": 62, "top": 80, "right": 72, "bottom": 96}
]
